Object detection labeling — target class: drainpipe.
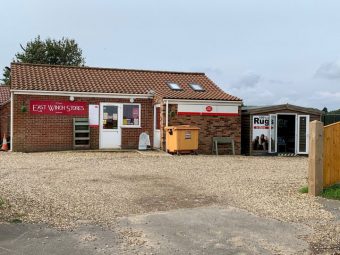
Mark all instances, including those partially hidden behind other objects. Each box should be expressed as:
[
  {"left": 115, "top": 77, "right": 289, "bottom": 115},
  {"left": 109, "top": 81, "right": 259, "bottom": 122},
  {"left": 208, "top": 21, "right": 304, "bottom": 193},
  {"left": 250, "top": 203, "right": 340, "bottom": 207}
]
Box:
[
  {"left": 10, "top": 92, "right": 13, "bottom": 151},
  {"left": 165, "top": 99, "right": 169, "bottom": 152}
]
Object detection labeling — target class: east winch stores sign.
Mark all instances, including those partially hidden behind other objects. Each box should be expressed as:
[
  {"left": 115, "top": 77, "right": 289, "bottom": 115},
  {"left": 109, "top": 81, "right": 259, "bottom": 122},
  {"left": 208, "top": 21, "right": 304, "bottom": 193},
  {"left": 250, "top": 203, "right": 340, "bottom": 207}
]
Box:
[{"left": 30, "top": 100, "right": 88, "bottom": 115}]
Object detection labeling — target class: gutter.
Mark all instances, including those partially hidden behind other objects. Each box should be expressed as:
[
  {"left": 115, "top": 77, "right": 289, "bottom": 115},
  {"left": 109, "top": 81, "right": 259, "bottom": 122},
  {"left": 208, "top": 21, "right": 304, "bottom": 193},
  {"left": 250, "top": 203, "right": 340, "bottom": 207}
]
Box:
[
  {"left": 11, "top": 89, "right": 154, "bottom": 99},
  {"left": 163, "top": 98, "right": 243, "bottom": 106}
]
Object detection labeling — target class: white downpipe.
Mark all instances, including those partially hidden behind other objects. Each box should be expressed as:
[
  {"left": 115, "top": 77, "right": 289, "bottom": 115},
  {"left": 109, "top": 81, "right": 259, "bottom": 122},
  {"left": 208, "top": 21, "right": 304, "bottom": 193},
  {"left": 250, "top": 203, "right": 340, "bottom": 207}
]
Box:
[
  {"left": 10, "top": 92, "right": 13, "bottom": 151},
  {"left": 165, "top": 100, "right": 169, "bottom": 152}
]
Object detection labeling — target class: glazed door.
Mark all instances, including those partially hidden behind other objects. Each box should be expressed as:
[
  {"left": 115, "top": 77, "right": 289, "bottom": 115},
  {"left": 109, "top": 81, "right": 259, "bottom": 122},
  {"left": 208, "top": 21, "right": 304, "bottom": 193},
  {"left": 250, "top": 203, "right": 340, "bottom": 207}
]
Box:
[
  {"left": 153, "top": 105, "right": 161, "bottom": 149},
  {"left": 269, "top": 114, "right": 277, "bottom": 153},
  {"left": 297, "top": 115, "right": 310, "bottom": 154},
  {"left": 100, "top": 103, "right": 122, "bottom": 149}
]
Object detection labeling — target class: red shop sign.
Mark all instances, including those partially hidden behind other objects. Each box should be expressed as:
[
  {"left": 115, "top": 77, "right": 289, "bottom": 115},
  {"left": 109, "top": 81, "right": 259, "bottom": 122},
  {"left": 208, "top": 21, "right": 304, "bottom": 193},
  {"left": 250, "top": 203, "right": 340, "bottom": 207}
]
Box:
[{"left": 30, "top": 100, "right": 88, "bottom": 115}]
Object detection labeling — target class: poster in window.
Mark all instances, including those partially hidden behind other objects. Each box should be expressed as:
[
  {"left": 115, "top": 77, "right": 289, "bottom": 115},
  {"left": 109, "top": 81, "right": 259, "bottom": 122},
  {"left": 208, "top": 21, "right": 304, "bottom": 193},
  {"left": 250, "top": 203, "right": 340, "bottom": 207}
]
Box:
[
  {"left": 252, "top": 116, "right": 269, "bottom": 151},
  {"left": 133, "top": 107, "right": 139, "bottom": 118},
  {"left": 89, "top": 104, "right": 99, "bottom": 127}
]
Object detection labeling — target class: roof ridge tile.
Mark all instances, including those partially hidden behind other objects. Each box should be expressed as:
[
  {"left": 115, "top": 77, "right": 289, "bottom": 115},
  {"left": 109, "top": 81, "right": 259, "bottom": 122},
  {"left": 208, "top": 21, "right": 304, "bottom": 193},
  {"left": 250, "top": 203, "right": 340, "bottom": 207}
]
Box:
[{"left": 11, "top": 62, "right": 205, "bottom": 76}]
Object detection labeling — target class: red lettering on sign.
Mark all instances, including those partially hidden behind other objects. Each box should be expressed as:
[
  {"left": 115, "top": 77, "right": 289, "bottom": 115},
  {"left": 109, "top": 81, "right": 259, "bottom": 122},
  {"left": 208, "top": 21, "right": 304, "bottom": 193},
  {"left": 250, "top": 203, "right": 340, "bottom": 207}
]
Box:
[
  {"left": 30, "top": 100, "right": 88, "bottom": 115},
  {"left": 205, "top": 106, "right": 213, "bottom": 112}
]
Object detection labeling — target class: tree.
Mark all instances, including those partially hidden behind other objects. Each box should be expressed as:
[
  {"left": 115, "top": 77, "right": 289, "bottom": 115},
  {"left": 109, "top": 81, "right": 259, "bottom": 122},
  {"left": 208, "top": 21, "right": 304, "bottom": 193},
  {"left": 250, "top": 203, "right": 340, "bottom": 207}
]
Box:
[
  {"left": 1, "top": 36, "right": 85, "bottom": 84},
  {"left": 329, "top": 109, "right": 340, "bottom": 114},
  {"left": 1, "top": 67, "right": 10, "bottom": 85},
  {"left": 322, "top": 107, "right": 328, "bottom": 113}
]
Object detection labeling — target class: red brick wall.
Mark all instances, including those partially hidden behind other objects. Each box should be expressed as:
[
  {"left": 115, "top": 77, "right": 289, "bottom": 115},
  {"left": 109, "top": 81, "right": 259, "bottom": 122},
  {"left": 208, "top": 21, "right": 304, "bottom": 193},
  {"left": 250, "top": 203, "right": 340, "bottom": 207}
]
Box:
[
  {"left": 161, "top": 104, "right": 241, "bottom": 154},
  {"left": 0, "top": 102, "right": 10, "bottom": 142},
  {"left": 12, "top": 95, "right": 153, "bottom": 152}
]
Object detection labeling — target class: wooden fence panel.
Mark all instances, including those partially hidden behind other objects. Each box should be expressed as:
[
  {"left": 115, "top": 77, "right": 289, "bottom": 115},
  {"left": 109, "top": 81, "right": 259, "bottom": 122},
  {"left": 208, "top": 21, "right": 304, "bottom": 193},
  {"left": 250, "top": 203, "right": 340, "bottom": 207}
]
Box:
[{"left": 323, "top": 122, "right": 340, "bottom": 187}]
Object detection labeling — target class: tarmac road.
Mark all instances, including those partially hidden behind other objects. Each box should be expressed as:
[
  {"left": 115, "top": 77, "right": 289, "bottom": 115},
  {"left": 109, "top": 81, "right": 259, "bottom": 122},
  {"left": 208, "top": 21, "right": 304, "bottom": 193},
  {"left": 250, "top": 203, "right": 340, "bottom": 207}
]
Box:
[{"left": 0, "top": 206, "right": 312, "bottom": 255}]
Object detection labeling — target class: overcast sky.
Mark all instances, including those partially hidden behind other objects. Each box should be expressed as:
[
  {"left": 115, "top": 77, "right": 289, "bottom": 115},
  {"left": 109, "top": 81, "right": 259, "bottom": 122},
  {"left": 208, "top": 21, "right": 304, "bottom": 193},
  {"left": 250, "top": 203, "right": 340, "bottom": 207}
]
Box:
[{"left": 1, "top": 0, "right": 340, "bottom": 110}]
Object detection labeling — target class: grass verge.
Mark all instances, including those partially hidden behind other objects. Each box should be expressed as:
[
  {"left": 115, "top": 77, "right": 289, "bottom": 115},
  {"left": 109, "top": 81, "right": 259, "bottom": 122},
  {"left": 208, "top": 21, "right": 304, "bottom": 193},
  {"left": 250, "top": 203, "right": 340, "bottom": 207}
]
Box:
[
  {"left": 321, "top": 184, "right": 340, "bottom": 200},
  {"left": 299, "top": 184, "right": 340, "bottom": 200}
]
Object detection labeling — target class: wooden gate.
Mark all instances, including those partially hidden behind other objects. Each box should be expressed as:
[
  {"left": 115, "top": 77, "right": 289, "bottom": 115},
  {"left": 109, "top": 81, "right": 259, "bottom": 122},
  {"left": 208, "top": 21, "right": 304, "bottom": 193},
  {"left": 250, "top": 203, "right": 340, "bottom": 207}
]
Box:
[{"left": 323, "top": 122, "right": 340, "bottom": 187}]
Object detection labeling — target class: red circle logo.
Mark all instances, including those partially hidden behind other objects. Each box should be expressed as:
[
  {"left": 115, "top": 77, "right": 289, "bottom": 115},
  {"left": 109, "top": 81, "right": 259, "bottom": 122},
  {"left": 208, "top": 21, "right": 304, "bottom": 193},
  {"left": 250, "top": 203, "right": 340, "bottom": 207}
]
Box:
[{"left": 206, "top": 106, "right": 213, "bottom": 112}]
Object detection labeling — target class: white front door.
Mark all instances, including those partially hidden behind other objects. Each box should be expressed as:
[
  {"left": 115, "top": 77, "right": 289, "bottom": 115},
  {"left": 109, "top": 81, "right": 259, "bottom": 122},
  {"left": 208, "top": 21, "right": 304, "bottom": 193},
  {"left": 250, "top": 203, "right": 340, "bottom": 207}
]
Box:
[
  {"left": 100, "top": 103, "right": 122, "bottom": 149},
  {"left": 153, "top": 104, "right": 161, "bottom": 149},
  {"left": 297, "top": 115, "right": 310, "bottom": 154},
  {"left": 269, "top": 114, "right": 277, "bottom": 153}
]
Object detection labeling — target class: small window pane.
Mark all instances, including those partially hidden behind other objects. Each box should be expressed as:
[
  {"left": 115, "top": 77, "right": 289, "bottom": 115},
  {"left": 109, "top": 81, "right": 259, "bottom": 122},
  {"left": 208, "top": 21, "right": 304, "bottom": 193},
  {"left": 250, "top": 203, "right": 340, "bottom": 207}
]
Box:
[
  {"left": 123, "top": 105, "right": 140, "bottom": 126},
  {"left": 168, "top": 82, "right": 181, "bottom": 90},
  {"left": 189, "top": 83, "right": 204, "bottom": 91},
  {"left": 103, "top": 106, "right": 118, "bottom": 129}
]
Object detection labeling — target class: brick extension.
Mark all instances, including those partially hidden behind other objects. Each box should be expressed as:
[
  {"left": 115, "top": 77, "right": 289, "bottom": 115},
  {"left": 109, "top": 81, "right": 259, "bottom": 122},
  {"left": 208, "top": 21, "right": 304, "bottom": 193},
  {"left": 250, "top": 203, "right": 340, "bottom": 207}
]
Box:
[{"left": 160, "top": 104, "right": 241, "bottom": 154}]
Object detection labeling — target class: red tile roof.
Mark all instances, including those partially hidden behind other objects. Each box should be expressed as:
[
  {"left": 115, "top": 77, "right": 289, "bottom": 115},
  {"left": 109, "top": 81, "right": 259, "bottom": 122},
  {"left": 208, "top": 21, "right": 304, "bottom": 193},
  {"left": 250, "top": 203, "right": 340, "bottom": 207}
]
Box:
[
  {"left": 11, "top": 63, "right": 241, "bottom": 101},
  {"left": 0, "top": 86, "right": 10, "bottom": 105}
]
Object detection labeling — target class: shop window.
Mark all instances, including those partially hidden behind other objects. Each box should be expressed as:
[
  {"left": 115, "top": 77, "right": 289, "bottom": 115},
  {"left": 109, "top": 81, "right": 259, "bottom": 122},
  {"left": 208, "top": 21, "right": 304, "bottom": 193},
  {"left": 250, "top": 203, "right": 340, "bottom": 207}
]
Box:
[{"left": 123, "top": 104, "right": 141, "bottom": 127}]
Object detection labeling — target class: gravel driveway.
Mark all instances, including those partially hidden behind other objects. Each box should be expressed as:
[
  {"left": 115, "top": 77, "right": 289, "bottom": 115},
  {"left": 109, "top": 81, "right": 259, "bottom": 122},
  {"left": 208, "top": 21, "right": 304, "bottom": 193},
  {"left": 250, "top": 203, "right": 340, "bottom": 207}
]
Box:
[{"left": 0, "top": 151, "right": 339, "bottom": 253}]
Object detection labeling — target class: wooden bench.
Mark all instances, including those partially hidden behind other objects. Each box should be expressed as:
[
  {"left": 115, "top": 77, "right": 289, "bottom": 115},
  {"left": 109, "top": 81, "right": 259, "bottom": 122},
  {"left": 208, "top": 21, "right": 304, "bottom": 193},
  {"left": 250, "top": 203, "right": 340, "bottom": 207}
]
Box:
[{"left": 212, "top": 137, "right": 235, "bottom": 155}]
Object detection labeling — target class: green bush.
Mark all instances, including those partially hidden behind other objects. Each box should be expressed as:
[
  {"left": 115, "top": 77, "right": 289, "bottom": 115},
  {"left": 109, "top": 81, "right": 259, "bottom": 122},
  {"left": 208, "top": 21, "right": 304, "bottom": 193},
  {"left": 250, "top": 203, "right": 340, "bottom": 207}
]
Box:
[{"left": 299, "top": 186, "right": 308, "bottom": 194}]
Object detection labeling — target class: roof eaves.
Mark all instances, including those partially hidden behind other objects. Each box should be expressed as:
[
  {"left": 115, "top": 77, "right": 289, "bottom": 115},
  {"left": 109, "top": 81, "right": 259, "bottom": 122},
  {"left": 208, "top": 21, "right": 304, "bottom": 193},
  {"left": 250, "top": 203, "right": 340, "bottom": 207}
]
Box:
[
  {"left": 161, "top": 97, "right": 243, "bottom": 102},
  {"left": 243, "top": 103, "right": 323, "bottom": 115}
]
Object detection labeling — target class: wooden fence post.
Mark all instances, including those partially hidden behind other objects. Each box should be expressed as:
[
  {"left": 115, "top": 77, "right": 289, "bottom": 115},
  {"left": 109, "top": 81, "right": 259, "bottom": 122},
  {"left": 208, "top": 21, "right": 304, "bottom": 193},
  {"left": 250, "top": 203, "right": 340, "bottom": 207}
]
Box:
[{"left": 308, "top": 120, "right": 323, "bottom": 196}]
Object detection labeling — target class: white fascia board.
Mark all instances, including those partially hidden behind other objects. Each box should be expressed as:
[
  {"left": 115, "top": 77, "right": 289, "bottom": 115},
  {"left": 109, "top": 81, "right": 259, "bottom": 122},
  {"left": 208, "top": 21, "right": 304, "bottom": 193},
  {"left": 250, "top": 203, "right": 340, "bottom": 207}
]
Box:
[
  {"left": 11, "top": 90, "right": 153, "bottom": 99},
  {"left": 163, "top": 98, "right": 242, "bottom": 106}
]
